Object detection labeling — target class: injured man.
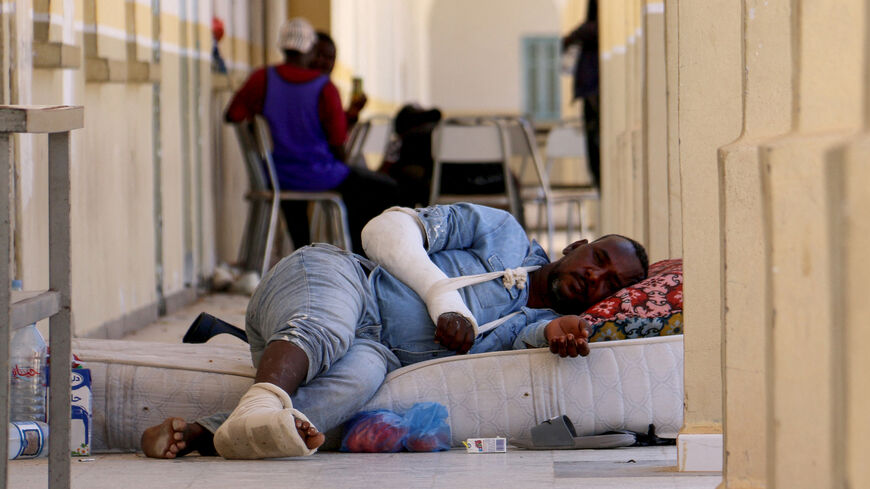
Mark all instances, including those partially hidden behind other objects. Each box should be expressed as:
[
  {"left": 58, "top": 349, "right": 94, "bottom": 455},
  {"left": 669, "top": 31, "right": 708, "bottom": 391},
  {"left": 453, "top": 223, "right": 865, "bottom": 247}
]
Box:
[{"left": 141, "top": 203, "right": 648, "bottom": 459}]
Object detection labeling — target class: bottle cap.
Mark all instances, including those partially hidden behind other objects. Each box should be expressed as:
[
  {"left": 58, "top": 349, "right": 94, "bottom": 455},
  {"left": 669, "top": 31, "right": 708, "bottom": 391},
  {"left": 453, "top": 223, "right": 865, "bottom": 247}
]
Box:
[{"left": 11, "top": 280, "right": 22, "bottom": 291}]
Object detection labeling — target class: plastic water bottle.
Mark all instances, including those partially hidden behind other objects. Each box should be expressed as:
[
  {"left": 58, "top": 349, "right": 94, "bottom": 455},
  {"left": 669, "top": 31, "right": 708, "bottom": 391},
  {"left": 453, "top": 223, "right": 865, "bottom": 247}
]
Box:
[
  {"left": 7, "top": 421, "right": 48, "bottom": 459},
  {"left": 9, "top": 280, "right": 48, "bottom": 423}
]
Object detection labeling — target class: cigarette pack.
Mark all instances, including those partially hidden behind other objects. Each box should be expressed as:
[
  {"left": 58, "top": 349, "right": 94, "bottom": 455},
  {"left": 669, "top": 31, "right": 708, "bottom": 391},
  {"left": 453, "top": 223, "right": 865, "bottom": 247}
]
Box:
[{"left": 464, "top": 437, "right": 507, "bottom": 453}]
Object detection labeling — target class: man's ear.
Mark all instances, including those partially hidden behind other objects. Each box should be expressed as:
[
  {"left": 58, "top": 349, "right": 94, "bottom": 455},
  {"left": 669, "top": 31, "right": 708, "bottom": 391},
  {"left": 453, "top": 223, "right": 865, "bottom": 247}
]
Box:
[{"left": 562, "top": 239, "right": 589, "bottom": 255}]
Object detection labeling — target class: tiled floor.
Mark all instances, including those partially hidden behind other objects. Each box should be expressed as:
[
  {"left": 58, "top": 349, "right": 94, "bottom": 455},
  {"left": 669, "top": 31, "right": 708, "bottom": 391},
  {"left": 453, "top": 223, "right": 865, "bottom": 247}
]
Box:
[{"left": 10, "top": 446, "right": 720, "bottom": 489}]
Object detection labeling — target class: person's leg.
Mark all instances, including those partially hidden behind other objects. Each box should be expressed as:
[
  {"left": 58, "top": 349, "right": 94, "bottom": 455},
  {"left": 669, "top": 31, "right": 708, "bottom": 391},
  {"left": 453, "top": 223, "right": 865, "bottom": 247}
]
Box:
[
  {"left": 583, "top": 94, "right": 601, "bottom": 187},
  {"left": 336, "top": 166, "right": 399, "bottom": 254},
  {"left": 214, "top": 244, "right": 380, "bottom": 458},
  {"left": 141, "top": 338, "right": 399, "bottom": 458},
  {"left": 143, "top": 244, "right": 383, "bottom": 459},
  {"left": 280, "top": 200, "right": 311, "bottom": 250}
]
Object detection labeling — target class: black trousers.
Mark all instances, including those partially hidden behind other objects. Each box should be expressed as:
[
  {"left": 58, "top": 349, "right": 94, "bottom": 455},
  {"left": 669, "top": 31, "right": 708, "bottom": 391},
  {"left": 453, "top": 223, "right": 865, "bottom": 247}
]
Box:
[
  {"left": 583, "top": 94, "right": 601, "bottom": 187},
  {"left": 281, "top": 165, "right": 399, "bottom": 255}
]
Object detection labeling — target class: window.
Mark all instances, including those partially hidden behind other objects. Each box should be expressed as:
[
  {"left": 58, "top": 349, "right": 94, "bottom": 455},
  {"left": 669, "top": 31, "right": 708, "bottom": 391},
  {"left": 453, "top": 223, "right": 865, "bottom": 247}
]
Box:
[{"left": 522, "top": 36, "right": 561, "bottom": 122}]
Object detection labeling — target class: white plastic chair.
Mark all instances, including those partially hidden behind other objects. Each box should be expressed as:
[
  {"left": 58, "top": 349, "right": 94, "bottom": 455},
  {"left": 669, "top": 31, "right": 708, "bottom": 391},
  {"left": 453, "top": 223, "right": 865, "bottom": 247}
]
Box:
[
  {"left": 429, "top": 116, "right": 555, "bottom": 256},
  {"left": 345, "top": 115, "right": 394, "bottom": 170},
  {"left": 541, "top": 118, "right": 599, "bottom": 241}
]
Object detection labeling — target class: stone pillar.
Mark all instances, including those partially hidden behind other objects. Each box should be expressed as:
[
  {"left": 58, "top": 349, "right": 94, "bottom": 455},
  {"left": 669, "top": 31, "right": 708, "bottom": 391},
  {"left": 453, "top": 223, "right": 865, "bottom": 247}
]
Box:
[
  {"left": 718, "top": 0, "right": 792, "bottom": 485},
  {"left": 599, "top": 0, "right": 628, "bottom": 236},
  {"left": 669, "top": 0, "right": 742, "bottom": 471},
  {"left": 757, "top": 1, "right": 866, "bottom": 487},
  {"left": 642, "top": 0, "right": 669, "bottom": 262}
]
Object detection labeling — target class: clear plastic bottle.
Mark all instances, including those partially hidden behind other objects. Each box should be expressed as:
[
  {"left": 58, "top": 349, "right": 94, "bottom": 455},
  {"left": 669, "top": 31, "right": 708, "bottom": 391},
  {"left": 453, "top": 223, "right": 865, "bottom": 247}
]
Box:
[
  {"left": 9, "top": 280, "right": 48, "bottom": 423},
  {"left": 7, "top": 421, "right": 48, "bottom": 459}
]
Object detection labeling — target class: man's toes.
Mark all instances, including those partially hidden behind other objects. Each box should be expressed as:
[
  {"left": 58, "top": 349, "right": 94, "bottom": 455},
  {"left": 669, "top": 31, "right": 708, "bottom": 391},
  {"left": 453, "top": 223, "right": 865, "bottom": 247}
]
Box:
[{"left": 304, "top": 431, "right": 326, "bottom": 450}]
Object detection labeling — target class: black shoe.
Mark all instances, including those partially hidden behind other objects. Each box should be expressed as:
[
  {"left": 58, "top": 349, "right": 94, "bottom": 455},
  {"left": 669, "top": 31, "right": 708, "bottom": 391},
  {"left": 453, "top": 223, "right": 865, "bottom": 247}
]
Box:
[{"left": 182, "top": 312, "right": 248, "bottom": 344}]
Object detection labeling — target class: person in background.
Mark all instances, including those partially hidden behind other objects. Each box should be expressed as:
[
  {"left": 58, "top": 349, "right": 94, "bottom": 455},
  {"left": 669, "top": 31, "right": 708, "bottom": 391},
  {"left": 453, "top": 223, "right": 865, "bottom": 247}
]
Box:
[
  {"left": 562, "top": 0, "right": 600, "bottom": 187},
  {"left": 225, "top": 18, "right": 397, "bottom": 255},
  {"left": 308, "top": 31, "right": 368, "bottom": 131}
]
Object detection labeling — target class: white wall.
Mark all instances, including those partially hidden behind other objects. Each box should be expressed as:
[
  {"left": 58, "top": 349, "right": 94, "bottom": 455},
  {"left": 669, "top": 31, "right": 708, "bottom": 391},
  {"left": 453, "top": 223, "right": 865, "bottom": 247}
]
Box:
[
  {"left": 331, "top": 0, "right": 563, "bottom": 115},
  {"left": 428, "top": 0, "right": 559, "bottom": 113}
]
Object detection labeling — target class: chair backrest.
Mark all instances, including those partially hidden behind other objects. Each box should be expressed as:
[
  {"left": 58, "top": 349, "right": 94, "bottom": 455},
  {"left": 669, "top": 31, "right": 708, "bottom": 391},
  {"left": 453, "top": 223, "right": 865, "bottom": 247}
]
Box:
[
  {"left": 233, "top": 120, "right": 272, "bottom": 192},
  {"left": 432, "top": 121, "right": 509, "bottom": 163},
  {"left": 544, "top": 120, "right": 594, "bottom": 186},
  {"left": 346, "top": 115, "right": 393, "bottom": 168},
  {"left": 545, "top": 123, "right": 587, "bottom": 159}
]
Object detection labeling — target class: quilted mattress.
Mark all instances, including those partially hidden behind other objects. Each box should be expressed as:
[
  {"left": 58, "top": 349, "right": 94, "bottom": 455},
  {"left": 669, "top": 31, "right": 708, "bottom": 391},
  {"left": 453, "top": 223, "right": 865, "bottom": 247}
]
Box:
[{"left": 71, "top": 335, "right": 683, "bottom": 452}]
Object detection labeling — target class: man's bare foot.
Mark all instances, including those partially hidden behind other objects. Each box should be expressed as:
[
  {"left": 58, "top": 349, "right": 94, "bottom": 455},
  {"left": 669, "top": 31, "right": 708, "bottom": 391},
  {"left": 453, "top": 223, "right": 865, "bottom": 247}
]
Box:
[
  {"left": 296, "top": 417, "right": 326, "bottom": 450},
  {"left": 141, "top": 418, "right": 214, "bottom": 459}
]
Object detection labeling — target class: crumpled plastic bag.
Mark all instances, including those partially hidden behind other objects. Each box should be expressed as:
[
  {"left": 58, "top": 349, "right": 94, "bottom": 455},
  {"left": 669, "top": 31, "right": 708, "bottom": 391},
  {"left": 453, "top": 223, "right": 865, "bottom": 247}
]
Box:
[{"left": 341, "top": 402, "right": 451, "bottom": 453}]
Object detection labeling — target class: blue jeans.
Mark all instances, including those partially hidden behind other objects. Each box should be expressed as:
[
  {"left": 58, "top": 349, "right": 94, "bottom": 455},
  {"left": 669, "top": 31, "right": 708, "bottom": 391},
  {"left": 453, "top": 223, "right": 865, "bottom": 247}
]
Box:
[{"left": 198, "top": 244, "right": 401, "bottom": 435}]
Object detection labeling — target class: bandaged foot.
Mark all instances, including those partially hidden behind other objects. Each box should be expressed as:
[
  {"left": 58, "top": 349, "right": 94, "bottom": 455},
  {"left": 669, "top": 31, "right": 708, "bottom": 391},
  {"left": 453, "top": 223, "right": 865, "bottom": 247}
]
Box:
[{"left": 213, "top": 382, "right": 324, "bottom": 459}]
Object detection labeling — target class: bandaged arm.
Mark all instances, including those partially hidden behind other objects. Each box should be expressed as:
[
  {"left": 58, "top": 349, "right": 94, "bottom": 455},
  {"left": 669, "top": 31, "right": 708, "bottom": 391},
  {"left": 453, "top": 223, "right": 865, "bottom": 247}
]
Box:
[{"left": 361, "top": 207, "right": 479, "bottom": 335}]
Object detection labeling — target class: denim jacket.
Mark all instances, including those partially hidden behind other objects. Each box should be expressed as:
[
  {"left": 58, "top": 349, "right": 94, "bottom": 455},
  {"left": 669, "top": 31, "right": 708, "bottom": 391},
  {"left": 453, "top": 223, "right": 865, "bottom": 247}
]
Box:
[{"left": 370, "top": 203, "right": 560, "bottom": 366}]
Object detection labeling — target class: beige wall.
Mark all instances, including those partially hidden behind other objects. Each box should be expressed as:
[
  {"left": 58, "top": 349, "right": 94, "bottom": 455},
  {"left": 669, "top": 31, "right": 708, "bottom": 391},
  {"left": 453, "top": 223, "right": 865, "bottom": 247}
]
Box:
[
  {"left": 2, "top": 0, "right": 273, "bottom": 337},
  {"left": 330, "top": 0, "right": 574, "bottom": 119},
  {"left": 629, "top": 0, "right": 868, "bottom": 486}
]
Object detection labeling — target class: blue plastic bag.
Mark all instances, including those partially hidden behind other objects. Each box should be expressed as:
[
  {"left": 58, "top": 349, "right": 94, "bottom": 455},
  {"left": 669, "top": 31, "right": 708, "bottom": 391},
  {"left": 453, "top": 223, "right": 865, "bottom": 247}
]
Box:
[
  {"left": 402, "top": 402, "right": 451, "bottom": 452},
  {"left": 340, "top": 402, "right": 451, "bottom": 453}
]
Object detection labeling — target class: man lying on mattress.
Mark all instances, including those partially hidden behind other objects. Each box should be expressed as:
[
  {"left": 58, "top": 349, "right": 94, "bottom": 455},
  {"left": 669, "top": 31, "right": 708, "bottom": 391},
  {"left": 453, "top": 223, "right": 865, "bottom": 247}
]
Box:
[{"left": 141, "top": 203, "right": 648, "bottom": 459}]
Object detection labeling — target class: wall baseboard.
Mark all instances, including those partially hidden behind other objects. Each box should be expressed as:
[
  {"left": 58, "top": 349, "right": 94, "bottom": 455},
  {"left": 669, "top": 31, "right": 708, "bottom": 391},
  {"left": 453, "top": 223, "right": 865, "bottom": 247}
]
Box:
[
  {"left": 164, "top": 287, "right": 198, "bottom": 315},
  {"left": 82, "top": 287, "right": 199, "bottom": 340},
  {"left": 677, "top": 433, "right": 723, "bottom": 472}
]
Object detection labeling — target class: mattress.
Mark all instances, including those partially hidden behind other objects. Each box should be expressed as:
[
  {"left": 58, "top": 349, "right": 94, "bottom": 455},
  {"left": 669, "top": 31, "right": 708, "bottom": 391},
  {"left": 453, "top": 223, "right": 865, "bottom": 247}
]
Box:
[{"left": 71, "top": 334, "right": 683, "bottom": 452}]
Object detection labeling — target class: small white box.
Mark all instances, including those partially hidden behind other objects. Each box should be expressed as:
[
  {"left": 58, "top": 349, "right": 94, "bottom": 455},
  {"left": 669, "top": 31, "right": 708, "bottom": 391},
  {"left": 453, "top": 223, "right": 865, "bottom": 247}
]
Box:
[{"left": 465, "top": 437, "right": 507, "bottom": 453}]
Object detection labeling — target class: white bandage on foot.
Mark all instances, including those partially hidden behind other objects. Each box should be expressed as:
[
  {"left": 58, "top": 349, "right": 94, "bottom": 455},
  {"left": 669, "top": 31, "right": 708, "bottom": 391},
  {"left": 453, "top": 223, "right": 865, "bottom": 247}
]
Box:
[
  {"left": 213, "top": 382, "right": 317, "bottom": 459},
  {"left": 362, "top": 208, "right": 479, "bottom": 335}
]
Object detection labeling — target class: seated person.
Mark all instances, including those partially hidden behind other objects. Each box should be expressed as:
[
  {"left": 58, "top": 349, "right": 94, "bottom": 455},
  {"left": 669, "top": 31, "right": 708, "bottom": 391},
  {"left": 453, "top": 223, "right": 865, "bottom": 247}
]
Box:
[
  {"left": 308, "top": 31, "right": 367, "bottom": 131},
  {"left": 225, "top": 17, "right": 397, "bottom": 254},
  {"left": 141, "top": 203, "right": 648, "bottom": 459}
]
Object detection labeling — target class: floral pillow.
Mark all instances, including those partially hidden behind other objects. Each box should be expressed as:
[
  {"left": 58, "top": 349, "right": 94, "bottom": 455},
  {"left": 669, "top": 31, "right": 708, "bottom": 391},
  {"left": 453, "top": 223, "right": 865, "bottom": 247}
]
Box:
[{"left": 581, "top": 259, "right": 683, "bottom": 342}]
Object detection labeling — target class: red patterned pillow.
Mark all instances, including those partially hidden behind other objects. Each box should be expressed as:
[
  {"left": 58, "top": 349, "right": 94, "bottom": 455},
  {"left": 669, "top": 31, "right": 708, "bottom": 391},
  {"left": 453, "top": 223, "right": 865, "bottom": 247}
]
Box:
[{"left": 582, "top": 259, "right": 683, "bottom": 341}]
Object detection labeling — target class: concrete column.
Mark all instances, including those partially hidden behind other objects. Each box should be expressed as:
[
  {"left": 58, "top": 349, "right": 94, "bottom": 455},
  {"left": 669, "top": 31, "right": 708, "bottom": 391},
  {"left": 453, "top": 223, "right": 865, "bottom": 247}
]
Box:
[
  {"left": 599, "top": 0, "right": 628, "bottom": 236},
  {"left": 759, "top": 0, "right": 864, "bottom": 487},
  {"left": 718, "top": 0, "right": 792, "bottom": 485},
  {"left": 837, "top": 132, "right": 870, "bottom": 489},
  {"left": 642, "top": 0, "right": 668, "bottom": 262},
  {"left": 670, "top": 0, "right": 743, "bottom": 471},
  {"left": 663, "top": 0, "right": 682, "bottom": 259}
]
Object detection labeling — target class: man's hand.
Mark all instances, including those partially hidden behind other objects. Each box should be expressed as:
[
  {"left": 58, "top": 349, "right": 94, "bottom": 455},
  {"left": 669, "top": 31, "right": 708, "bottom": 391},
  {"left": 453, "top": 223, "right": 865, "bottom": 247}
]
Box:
[
  {"left": 348, "top": 93, "right": 368, "bottom": 118},
  {"left": 434, "top": 312, "right": 475, "bottom": 354},
  {"left": 545, "top": 315, "right": 591, "bottom": 358}
]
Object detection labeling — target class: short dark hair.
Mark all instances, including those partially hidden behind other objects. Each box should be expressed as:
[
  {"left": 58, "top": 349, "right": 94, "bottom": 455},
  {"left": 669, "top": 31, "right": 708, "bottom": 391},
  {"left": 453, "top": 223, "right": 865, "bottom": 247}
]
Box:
[
  {"left": 316, "top": 31, "right": 335, "bottom": 47},
  {"left": 594, "top": 234, "right": 649, "bottom": 279}
]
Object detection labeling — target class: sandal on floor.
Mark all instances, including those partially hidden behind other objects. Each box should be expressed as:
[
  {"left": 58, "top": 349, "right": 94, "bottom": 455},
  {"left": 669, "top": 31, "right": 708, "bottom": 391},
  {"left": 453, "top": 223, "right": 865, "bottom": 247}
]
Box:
[
  {"left": 511, "top": 415, "right": 637, "bottom": 450},
  {"left": 182, "top": 312, "right": 249, "bottom": 344}
]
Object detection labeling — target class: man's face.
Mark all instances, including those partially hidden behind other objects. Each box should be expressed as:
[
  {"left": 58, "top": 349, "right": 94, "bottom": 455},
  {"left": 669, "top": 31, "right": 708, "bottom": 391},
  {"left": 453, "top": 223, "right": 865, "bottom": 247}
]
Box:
[
  {"left": 547, "top": 236, "right": 645, "bottom": 314},
  {"left": 310, "top": 40, "right": 336, "bottom": 74}
]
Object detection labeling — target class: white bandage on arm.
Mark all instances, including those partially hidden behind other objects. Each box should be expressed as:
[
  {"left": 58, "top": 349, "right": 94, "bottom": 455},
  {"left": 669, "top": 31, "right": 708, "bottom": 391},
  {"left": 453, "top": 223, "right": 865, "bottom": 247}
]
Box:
[{"left": 361, "top": 207, "right": 479, "bottom": 335}]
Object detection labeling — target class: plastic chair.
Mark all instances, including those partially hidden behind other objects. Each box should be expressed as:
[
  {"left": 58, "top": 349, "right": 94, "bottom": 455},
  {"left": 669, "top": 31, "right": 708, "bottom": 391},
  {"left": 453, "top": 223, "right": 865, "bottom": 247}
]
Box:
[
  {"left": 429, "top": 116, "right": 555, "bottom": 256},
  {"left": 345, "top": 115, "right": 394, "bottom": 170},
  {"left": 541, "top": 118, "right": 600, "bottom": 241},
  {"left": 233, "top": 116, "right": 351, "bottom": 277}
]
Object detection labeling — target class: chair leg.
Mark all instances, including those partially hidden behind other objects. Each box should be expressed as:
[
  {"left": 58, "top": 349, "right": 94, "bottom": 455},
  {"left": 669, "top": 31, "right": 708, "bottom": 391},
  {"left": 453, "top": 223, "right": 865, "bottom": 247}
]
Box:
[
  {"left": 332, "top": 198, "right": 352, "bottom": 251},
  {"left": 261, "top": 197, "right": 281, "bottom": 277},
  {"left": 566, "top": 200, "right": 576, "bottom": 243},
  {"left": 311, "top": 200, "right": 332, "bottom": 243},
  {"left": 237, "top": 202, "right": 256, "bottom": 268},
  {"left": 246, "top": 201, "right": 267, "bottom": 272}
]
